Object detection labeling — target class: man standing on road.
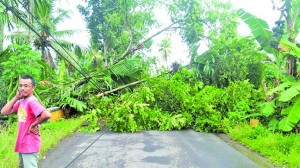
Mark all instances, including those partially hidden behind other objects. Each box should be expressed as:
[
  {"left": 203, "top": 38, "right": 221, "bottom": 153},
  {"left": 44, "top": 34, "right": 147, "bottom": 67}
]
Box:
[{"left": 1, "top": 75, "right": 51, "bottom": 168}]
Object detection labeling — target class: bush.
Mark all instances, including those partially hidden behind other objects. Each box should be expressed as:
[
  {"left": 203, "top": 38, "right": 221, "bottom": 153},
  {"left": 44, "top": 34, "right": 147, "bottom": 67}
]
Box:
[{"left": 192, "top": 86, "right": 225, "bottom": 132}]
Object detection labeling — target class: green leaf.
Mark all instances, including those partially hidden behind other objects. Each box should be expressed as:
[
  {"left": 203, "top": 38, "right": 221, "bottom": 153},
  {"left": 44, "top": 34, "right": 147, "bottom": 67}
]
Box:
[
  {"left": 278, "top": 84, "right": 300, "bottom": 102},
  {"left": 280, "top": 39, "right": 300, "bottom": 58},
  {"left": 0, "top": 4, "right": 4, "bottom": 13},
  {"left": 261, "top": 100, "right": 276, "bottom": 117},
  {"left": 36, "top": 60, "right": 55, "bottom": 79},
  {"left": 194, "top": 50, "right": 214, "bottom": 64},
  {"left": 109, "top": 57, "right": 143, "bottom": 78},
  {"left": 282, "top": 75, "right": 297, "bottom": 83},
  {"left": 281, "top": 106, "right": 293, "bottom": 116},
  {"left": 237, "top": 9, "right": 273, "bottom": 53},
  {"left": 58, "top": 60, "right": 66, "bottom": 81},
  {"left": 267, "top": 82, "right": 290, "bottom": 95},
  {"left": 278, "top": 96, "right": 300, "bottom": 132},
  {"left": 291, "top": 0, "right": 300, "bottom": 38}
]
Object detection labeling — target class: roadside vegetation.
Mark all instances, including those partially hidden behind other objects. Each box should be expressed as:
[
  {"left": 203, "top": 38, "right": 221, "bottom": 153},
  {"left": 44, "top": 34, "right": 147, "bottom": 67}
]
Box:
[
  {"left": 230, "top": 124, "right": 300, "bottom": 167},
  {"left": 0, "top": 0, "right": 300, "bottom": 168}
]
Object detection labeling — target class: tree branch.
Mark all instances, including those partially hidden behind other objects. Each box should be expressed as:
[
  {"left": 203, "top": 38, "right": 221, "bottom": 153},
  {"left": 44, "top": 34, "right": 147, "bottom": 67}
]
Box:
[{"left": 113, "top": 21, "right": 179, "bottom": 64}]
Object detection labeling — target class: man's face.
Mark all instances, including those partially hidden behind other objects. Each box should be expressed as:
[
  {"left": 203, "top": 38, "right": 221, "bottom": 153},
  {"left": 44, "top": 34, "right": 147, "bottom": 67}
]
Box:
[{"left": 18, "top": 78, "right": 34, "bottom": 98}]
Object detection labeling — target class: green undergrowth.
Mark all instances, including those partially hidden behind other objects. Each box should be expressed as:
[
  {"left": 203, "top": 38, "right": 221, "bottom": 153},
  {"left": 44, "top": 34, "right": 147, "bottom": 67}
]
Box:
[
  {"left": 0, "top": 117, "right": 83, "bottom": 168},
  {"left": 229, "top": 123, "right": 300, "bottom": 168},
  {"left": 0, "top": 122, "right": 18, "bottom": 168}
]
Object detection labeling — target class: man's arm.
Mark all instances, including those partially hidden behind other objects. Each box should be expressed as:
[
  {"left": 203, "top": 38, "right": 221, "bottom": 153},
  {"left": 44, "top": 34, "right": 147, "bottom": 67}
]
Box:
[
  {"left": 31, "top": 109, "right": 51, "bottom": 127},
  {"left": 1, "top": 96, "right": 19, "bottom": 115},
  {"left": 28, "top": 109, "right": 51, "bottom": 134}
]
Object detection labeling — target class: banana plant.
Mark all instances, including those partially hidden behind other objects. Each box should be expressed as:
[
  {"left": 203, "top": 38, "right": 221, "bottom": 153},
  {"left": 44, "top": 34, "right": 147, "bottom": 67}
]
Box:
[
  {"left": 237, "top": 9, "right": 287, "bottom": 72},
  {"left": 279, "top": 39, "right": 300, "bottom": 58},
  {"left": 262, "top": 76, "right": 300, "bottom": 132},
  {"left": 238, "top": 0, "right": 300, "bottom": 75}
]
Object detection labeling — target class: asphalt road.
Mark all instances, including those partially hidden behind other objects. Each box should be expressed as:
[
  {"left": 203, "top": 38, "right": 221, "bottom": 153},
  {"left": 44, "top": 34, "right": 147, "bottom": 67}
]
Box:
[{"left": 40, "top": 129, "right": 261, "bottom": 168}]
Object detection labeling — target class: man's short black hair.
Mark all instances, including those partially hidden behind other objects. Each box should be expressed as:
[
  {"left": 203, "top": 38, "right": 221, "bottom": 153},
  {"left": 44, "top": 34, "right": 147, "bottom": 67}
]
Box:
[{"left": 21, "top": 75, "right": 35, "bottom": 86}]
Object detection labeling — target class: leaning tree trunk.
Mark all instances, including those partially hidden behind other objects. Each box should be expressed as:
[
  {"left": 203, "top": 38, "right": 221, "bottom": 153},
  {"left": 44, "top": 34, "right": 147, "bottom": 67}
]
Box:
[{"left": 41, "top": 45, "right": 47, "bottom": 64}]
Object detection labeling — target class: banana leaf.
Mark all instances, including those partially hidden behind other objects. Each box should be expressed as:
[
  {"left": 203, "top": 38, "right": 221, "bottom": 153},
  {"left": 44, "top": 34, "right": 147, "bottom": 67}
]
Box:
[
  {"left": 267, "top": 76, "right": 296, "bottom": 96},
  {"left": 237, "top": 9, "right": 273, "bottom": 53},
  {"left": 280, "top": 39, "right": 300, "bottom": 58},
  {"left": 278, "top": 83, "right": 300, "bottom": 102},
  {"left": 291, "top": 0, "right": 300, "bottom": 38},
  {"left": 194, "top": 50, "right": 214, "bottom": 64},
  {"left": 261, "top": 100, "right": 276, "bottom": 117},
  {"left": 278, "top": 96, "right": 300, "bottom": 132}
]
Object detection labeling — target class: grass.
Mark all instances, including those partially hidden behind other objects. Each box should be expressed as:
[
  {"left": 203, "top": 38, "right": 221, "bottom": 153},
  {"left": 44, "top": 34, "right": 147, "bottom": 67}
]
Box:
[
  {"left": 0, "top": 118, "right": 83, "bottom": 168},
  {"left": 0, "top": 123, "right": 18, "bottom": 168},
  {"left": 229, "top": 123, "right": 300, "bottom": 168}
]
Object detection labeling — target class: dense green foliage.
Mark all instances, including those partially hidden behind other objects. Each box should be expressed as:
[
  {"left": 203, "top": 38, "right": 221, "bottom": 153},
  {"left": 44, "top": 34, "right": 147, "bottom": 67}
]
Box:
[
  {"left": 79, "top": 68, "right": 264, "bottom": 133},
  {"left": 78, "top": 0, "right": 156, "bottom": 65},
  {"left": 194, "top": 37, "right": 265, "bottom": 88},
  {"left": 0, "top": 44, "right": 42, "bottom": 81},
  {"left": 168, "top": 0, "right": 238, "bottom": 56},
  {"left": 0, "top": 44, "right": 42, "bottom": 108}
]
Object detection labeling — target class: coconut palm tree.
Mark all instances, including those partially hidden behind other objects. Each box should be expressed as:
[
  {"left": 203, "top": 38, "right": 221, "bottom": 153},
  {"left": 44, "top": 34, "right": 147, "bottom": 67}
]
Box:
[
  {"left": 3, "top": 0, "right": 77, "bottom": 68},
  {"left": 0, "top": 0, "right": 18, "bottom": 51},
  {"left": 31, "top": 0, "right": 75, "bottom": 68},
  {"left": 158, "top": 38, "right": 172, "bottom": 66}
]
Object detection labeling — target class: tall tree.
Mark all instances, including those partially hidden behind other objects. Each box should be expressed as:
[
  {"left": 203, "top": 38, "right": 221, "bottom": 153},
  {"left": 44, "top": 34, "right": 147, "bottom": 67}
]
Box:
[
  {"left": 78, "top": 0, "right": 157, "bottom": 67},
  {"left": 1, "top": 0, "right": 77, "bottom": 68},
  {"left": 167, "top": 0, "right": 238, "bottom": 62},
  {"left": 31, "top": 0, "right": 74, "bottom": 68},
  {"left": 158, "top": 38, "right": 172, "bottom": 65}
]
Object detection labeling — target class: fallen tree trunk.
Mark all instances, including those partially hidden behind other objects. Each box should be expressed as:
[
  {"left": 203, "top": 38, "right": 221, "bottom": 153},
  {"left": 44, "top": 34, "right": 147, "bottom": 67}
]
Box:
[{"left": 96, "top": 80, "right": 145, "bottom": 97}]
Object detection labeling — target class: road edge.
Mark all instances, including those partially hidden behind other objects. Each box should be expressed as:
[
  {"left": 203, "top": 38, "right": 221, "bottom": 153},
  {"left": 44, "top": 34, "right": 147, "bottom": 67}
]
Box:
[{"left": 216, "top": 133, "right": 275, "bottom": 168}]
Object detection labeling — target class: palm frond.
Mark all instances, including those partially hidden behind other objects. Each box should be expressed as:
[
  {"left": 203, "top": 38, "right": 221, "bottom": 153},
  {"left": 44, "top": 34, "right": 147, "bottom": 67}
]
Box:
[
  {"left": 52, "top": 29, "right": 78, "bottom": 38},
  {"left": 108, "top": 57, "right": 144, "bottom": 78},
  {"left": 51, "top": 42, "right": 80, "bottom": 69},
  {"left": 53, "top": 10, "right": 72, "bottom": 25}
]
